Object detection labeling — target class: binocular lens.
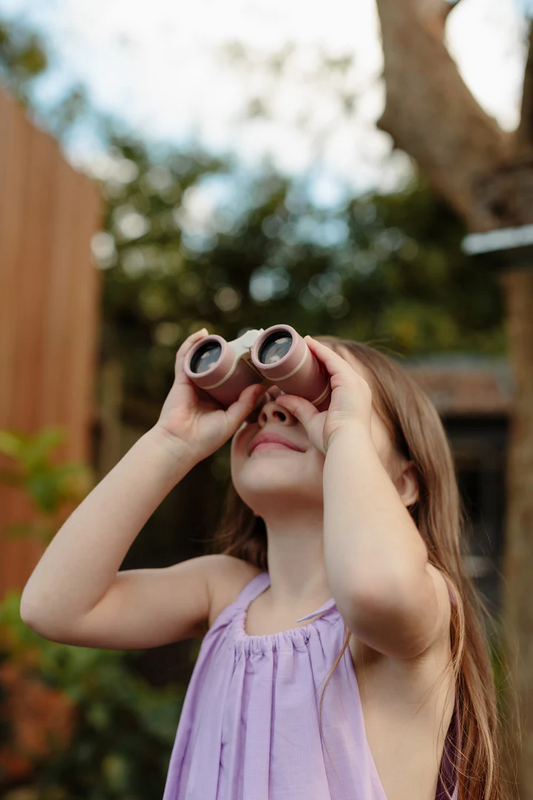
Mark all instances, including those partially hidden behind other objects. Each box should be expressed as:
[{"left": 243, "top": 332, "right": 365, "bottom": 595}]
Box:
[
  {"left": 258, "top": 332, "right": 293, "bottom": 365},
  {"left": 190, "top": 341, "right": 222, "bottom": 374}
]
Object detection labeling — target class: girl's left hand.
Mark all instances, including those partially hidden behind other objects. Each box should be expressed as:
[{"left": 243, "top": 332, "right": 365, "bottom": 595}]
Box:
[{"left": 274, "top": 336, "right": 373, "bottom": 456}]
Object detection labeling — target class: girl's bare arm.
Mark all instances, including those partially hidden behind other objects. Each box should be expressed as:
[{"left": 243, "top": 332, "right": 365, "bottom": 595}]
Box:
[
  {"left": 19, "top": 426, "right": 215, "bottom": 648},
  {"left": 323, "top": 423, "right": 448, "bottom": 661}
]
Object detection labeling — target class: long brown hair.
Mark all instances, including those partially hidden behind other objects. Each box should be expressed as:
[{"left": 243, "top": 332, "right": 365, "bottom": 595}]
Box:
[{"left": 207, "top": 336, "right": 511, "bottom": 800}]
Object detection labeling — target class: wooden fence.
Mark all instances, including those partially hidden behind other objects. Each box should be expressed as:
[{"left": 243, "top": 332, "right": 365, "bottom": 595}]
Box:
[{"left": 0, "top": 87, "right": 103, "bottom": 599}]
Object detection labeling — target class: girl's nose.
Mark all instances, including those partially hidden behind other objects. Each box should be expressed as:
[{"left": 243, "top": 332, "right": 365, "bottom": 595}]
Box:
[{"left": 258, "top": 388, "right": 294, "bottom": 425}]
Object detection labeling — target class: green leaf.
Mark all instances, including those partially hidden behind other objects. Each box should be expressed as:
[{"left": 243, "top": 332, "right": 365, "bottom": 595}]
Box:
[
  {"left": 0, "top": 430, "right": 25, "bottom": 459},
  {"left": 2, "top": 519, "right": 55, "bottom": 542},
  {"left": 2, "top": 521, "right": 37, "bottom": 539},
  {"left": 20, "top": 427, "right": 66, "bottom": 470},
  {"left": 26, "top": 472, "right": 61, "bottom": 514}
]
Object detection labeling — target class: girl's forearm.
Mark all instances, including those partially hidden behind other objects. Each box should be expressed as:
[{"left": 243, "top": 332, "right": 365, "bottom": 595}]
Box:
[
  {"left": 322, "top": 422, "right": 429, "bottom": 607},
  {"left": 20, "top": 426, "right": 197, "bottom": 628}
]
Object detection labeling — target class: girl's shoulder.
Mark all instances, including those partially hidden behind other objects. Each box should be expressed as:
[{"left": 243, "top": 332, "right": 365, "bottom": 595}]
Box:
[{"left": 207, "top": 555, "right": 263, "bottom": 630}]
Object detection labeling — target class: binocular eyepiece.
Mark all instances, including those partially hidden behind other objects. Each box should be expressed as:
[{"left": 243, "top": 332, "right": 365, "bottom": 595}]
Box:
[{"left": 184, "top": 324, "right": 331, "bottom": 411}]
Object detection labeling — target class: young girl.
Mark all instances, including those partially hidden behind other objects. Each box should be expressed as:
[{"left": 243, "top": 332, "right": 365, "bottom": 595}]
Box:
[{"left": 20, "top": 329, "right": 505, "bottom": 800}]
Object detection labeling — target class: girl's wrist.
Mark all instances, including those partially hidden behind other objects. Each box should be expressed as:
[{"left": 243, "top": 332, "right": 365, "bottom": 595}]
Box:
[
  {"left": 146, "top": 425, "right": 199, "bottom": 478},
  {"left": 327, "top": 420, "right": 374, "bottom": 452}
]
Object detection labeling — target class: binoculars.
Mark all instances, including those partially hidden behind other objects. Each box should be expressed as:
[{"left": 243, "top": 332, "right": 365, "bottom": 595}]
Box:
[{"left": 184, "top": 324, "right": 331, "bottom": 411}]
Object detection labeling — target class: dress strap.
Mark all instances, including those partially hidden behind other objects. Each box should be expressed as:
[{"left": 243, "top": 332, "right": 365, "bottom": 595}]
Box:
[
  {"left": 234, "top": 571, "right": 337, "bottom": 622},
  {"left": 296, "top": 598, "right": 337, "bottom": 622},
  {"left": 233, "top": 571, "right": 270, "bottom": 610}
]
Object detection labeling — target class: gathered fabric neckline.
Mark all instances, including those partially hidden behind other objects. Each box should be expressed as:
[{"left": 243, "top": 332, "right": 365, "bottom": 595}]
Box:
[{"left": 231, "top": 571, "right": 339, "bottom": 654}]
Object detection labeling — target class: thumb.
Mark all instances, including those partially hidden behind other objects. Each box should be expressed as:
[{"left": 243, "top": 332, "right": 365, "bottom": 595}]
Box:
[{"left": 275, "top": 394, "right": 317, "bottom": 428}]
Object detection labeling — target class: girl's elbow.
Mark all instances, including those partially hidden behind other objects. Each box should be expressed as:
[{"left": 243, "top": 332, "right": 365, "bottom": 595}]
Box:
[
  {"left": 340, "top": 578, "right": 440, "bottom": 659},
  {"left": 20, "top": 600, "right": 61, "bottom": 641}
]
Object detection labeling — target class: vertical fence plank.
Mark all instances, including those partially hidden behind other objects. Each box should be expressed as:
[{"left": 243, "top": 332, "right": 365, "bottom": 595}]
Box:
[
  {"left": 13, "top": 120, "right": 59, "bottom": 434},
  {"left": 0, "top": 92, "right": 33, "bottom": 427},
  {"left": 41, "top": 150, "right": 79, "bottom": 429}
]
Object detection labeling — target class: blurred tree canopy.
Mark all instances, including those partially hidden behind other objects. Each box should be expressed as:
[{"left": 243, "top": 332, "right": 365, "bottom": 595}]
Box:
[
  {"left": 0, "top": 16, "right": 47, "bottom": 96},
  {"left": 93, "top": 135, "right": 504, "bottom": 410},
  {"left": 0, "top": 15, "right": 87, "bottom": 137}
]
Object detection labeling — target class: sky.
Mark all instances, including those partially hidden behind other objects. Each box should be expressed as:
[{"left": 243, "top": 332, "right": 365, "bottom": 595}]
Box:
[{"left": 0, "top": 0, "right": 529, "bottom": 199}]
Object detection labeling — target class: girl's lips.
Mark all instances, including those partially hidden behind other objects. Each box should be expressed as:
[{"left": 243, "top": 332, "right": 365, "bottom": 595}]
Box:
[
  {"left": 250, "top": 442, "right": 302, "bottom": 454},
  {"left": 248, "top": 433, "right": 306, "bottom": 455}
]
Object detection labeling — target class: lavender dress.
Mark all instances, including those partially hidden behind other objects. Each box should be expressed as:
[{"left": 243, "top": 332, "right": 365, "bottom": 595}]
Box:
[{"left": 162, "top": 571, "right": 459, "bottom": 800}]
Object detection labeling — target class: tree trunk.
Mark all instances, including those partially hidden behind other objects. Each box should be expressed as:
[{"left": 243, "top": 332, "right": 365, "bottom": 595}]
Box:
[{"left": 499, "top": 269, "right": 533, "bottom": 799}]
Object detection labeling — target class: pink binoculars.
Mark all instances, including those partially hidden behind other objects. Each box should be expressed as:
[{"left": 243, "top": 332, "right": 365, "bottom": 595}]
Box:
[{"left": 184, "top": 324, "right": 331, "bottom": 410}]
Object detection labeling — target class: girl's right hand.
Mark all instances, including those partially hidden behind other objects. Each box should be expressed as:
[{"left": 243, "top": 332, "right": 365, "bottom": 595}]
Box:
[{"left": 153, "top": 329, "right": 268, "bottom": 463}]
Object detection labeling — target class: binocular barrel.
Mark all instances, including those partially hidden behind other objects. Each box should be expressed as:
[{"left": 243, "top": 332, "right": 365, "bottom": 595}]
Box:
[{"left": 183, "top": 324, "right": 331, "bottom": 410}]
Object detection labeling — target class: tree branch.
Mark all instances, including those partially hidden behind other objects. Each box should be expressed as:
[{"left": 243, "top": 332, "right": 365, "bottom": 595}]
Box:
[
  {"left": 517, "top": 22, "right": 533, "bottom": 158},
  {"left": 418, "top": 0, "right": 464, "bottom": 28},
  {"left": 375, "top": 0, "right": 514, "bottom": 231}
]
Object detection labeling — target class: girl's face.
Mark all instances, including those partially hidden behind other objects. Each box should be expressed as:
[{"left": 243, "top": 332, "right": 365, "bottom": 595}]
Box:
[
  {"left": 230, "top": 349, "right": 400, "bottom": 518},
  {"left": 230, "top": 383, "right": 326, "bottom": 518}
]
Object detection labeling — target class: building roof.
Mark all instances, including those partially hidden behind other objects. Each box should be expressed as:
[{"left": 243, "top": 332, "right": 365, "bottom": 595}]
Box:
[{"left": 398, "top": 355, "right": 513, "bottom": 415}]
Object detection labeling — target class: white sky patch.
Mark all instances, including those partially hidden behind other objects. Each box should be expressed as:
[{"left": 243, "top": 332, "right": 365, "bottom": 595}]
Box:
[{"left": 0, "top": 0, "right": 528, "bottom": 196}]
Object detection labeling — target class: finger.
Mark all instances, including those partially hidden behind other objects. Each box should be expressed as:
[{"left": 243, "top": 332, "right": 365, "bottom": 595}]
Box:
[
  {"left": 309, "top": 336, "right": 372, "bottom": 384},
  {"left": 175, "top": 328, "right": 209, "bottom": 375},
  {"left": 304, "top": 335, "right": 356, "bottom": 377},
  {"left": 225, "top": 383, "right": 268, "bottom": 431},
  {"left": 275, "top": 394, "right": 318, "bottom": 428},
  {"left": 265, "top": 385, "right": 282, "bottom": 401}
]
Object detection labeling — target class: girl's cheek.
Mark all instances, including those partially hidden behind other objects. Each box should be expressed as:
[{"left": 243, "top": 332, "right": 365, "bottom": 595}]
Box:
[{"left": 231, "top": 427, "right": 250, "bottom": 460}]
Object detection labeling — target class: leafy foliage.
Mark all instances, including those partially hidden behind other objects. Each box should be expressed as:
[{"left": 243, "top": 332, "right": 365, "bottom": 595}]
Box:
[
  {"left": 0, "top": 16, "right": 88, "bottom": 138},
  {"left": 0, "top": 592, "right": 184, "bottom": 799},
  {"left": 0, "top": 18, "right": 47, "bottom": 99},
  {"left": 0, "top": 428, "right": 93, "bottom": 544}
]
